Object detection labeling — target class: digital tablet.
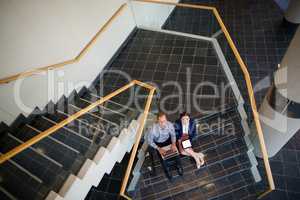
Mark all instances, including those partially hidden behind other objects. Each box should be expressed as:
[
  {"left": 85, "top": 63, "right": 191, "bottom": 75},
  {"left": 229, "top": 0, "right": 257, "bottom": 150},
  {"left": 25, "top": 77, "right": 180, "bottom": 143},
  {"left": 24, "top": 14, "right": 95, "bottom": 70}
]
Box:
[{"left": 182, "top": 139, "right": 192, "bottom": 149}]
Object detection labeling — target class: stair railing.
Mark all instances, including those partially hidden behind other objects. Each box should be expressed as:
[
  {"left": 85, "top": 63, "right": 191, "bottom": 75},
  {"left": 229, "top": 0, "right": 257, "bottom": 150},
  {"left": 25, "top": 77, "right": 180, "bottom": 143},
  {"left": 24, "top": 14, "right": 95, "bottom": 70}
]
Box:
[
  {"left": 119, "top": 0, "right": 275, "bottom": 199},
  {"left": 0, "top": 3, "right": 127, "bottom": 84},
  {"left": 0, "top": 80, "right": 156, "bottom": 165}
]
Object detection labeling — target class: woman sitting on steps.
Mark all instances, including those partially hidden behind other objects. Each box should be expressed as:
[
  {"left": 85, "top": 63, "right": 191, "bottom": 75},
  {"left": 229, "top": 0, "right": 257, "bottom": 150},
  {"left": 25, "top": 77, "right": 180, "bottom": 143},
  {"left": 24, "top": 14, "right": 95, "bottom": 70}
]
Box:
[{"left": 175, "top": 112, "right": 205, "bottom": 169}]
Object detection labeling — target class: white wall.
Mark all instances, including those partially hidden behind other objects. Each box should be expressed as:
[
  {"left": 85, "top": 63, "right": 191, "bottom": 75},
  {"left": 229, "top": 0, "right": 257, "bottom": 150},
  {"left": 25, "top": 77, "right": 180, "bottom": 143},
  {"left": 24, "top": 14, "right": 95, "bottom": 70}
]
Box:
[
  {"left": 0, "top": 0, "right": 136, "bottom": 124},
  {"left": 0, "top": 0, "right": 181, "bottom": 124},
  {"left": 130, "top": 0, "right": 179, "bottom": 29}
]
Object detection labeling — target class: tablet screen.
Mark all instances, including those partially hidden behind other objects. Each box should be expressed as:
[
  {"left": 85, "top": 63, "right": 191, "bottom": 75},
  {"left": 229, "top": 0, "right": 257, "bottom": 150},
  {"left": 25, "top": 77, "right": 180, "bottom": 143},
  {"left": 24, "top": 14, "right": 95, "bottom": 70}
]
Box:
[{"left": 182, "top": 139, "right": 192, "bottom": 149}]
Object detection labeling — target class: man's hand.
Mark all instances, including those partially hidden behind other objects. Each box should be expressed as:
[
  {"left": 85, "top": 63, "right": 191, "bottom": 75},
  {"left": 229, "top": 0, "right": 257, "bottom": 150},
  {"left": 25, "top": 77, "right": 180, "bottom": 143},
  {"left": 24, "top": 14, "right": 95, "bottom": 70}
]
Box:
[
  {"left": 171, "top": 143, "right": 177, "bottom": 152},
  {"left": 158, "top": 147, "right": 167, "bottom": 156}
]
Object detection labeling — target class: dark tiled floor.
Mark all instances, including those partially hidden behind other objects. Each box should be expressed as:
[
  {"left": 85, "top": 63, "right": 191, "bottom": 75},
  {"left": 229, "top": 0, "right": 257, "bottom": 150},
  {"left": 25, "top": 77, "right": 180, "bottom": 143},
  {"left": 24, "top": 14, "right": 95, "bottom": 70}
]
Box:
[
  {"left": 168, "top": 0, "right": 297, "bottom": 105},
  {"left": 163, "top": 7, "right": 220, "bottom": 37},
  {"left": 163, "top": 0, "right": 297, "bottom": 122},
  {"left": 256, "top": 130, "right": 300, "bottom": 200},
  {"left": 163, "top": 0, "right": 299, "bottom": 199},
  {"left": 107, "top": 29, "right": 235, "bottom": 121}
]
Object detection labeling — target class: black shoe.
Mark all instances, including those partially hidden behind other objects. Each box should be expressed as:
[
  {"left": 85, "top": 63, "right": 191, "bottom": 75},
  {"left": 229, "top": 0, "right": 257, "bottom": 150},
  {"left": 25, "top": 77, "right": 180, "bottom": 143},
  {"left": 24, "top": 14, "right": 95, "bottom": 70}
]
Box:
[
  {"left": 166, "top": 172, "right": 173, "bottom": 180},
  {"left": 148, "top": 166, "right": 156, "bottom": 176},
  {"left": 176, "top": 166, "right": 183, "bottom": 176}
]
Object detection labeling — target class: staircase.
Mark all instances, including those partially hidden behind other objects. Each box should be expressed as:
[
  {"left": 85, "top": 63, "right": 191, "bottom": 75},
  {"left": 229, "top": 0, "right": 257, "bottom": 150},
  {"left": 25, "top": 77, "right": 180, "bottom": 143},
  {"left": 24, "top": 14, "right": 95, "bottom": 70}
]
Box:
[
  {"left": 0, "top": 83, "right": 143, "bottom": 200},
  {"left": 123, "top": 105, "right": 261, "bottom": 200},
  {"left": 85, "top": 152, "right": 132, "bottom": 200}
]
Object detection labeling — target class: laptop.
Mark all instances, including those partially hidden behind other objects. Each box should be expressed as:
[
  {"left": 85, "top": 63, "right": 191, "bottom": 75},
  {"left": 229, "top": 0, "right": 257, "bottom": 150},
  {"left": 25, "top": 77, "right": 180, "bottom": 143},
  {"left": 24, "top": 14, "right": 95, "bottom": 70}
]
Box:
[{"left": 160, "top": 145, "right": 179, "bottom": 160}]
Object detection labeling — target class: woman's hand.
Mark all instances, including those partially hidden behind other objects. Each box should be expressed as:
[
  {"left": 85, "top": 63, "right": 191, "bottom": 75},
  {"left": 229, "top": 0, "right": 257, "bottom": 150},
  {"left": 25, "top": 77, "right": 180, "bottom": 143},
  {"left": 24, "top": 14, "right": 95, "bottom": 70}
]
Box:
[{"left": 182, "top": 134, "right": 189, "bottom": 141}]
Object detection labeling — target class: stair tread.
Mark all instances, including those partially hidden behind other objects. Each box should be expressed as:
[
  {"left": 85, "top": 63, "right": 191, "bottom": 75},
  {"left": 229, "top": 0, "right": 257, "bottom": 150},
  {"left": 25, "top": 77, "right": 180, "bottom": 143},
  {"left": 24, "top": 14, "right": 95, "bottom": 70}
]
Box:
[
  {"left": 140, "top": 140, "right": 250, "bottom": 186},
  {"left": 57, "top": 101, "right": 121, "bottom": 138},
  {"left": 85, "top": 86, "right": 140, "bottom": 113},
  {"left": 43, "top": 111, "right": 116, "bottom": 160},
  {"left": 64, "top": 104, "right": 122, "bottom": 137},
  {"left": 146, "top": 126, "right": 246, "bottom": 170},
  {"left": 81, "top": 90, "right": 137, "bottom": 115},
  {"left": 0, "top": 159, "right": 49, "bottom": 200},
  {"left": 97, "top": 153, "right": 130, "bottom": 192},
  {"left": 29, "top": 115, "right": 93, "bottom": 155},
  {"left": 0, "top": 133, "right": 66, "bottom": 188},
  {"left": 85, "top": 153, "right": 132, "bottom": 200},
  {"left": 134, "top": 163, "right": 253, "bottom": 200},
  {"left": 0, "top": 186, "right": 17, "bottom": 200},
  {"left": 72, "top": 95, "right": 128, "bottom": 124},
  {"left": 208, "top": 180, "right": 257, "bottom": 200},
  {"left": 77, "top": 90, "right": 140, "bottom": 129},
  {"left": 45, "top": 110, "right": 103, "bottom": 141},
  {"left": 9, "top": 123, "right": 82, "bottom": 172}
]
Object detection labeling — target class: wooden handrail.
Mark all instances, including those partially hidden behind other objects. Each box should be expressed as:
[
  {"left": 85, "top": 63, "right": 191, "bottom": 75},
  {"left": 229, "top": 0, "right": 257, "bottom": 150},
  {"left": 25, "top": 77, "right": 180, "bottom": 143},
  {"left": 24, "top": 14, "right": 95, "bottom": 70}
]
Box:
[
  {"left": 258, "top": 188, "right": 273, "bottom": 199},
  {"left": 211, "top": 7, "right": 275, "bottom": 191},
  {"left": 120, "top": 86, "right": 156, "bottom": 197},
  {"left": 0, "top": 3, "right": 127, "bottom": 84},
  {"left": 0, "top": 80, "right": 156, "bottom": 164},
  {"left": 122, "top": 0, "right": 275, "bottom": 198}
]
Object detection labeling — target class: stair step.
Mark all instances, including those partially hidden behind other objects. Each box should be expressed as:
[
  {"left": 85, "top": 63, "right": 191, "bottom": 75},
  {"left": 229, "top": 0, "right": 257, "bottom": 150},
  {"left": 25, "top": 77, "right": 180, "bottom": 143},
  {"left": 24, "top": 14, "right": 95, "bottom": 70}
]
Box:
[
  {"left": 40, "top": 115, "right": 109, "bottom": 160},
  {"left": 79, "top": 90, "right": 140, "bottom": 127},
  {"left": 194, "top": 124, "right": 244, "bottom": 151},
  {"left": 86, "top": 88, "right": 139, "bottom": 114},
  {"left": 208, "top": 174, "right": 257, "bottom": 200},
  {"left": 0, "top": 133, "right": 66, "bottom": 190},
  {"left": 46, "top": 110, "right": 103, "bottom": 142},
  {"left": 85, "top": 187, "right": 121, "bottom": 200},
  {"left": 134, "top": 159, "right": 252, "bottom": 200},
  {"left": 28, "top": 115, "right": 92, "bottom": 155},
  {"left": 85, "top": 153, "right": 131, "bottom": 200},
  {"left": 45, "top": 109, "right": 116, "bottom": 159},
  {"left": 0, "top": 186, "right": 17, "bottom": 200},
  {"left": 42, "top": 115, "right": 93, "bottom": 143},
  {"left": 72, "top": 102, "right": 128, "bottom": 130},
  {"left": 9, "top": 123, "right": 83, "bottom": 172},
  {"left": 0, "top": 157, "right": 49, "bottom": 200},
  {"left": 85, "top": 187, "right": 107, "bottom": 200},
  {"left": 96, "top": 153, "right": 130, "bottom": 192},
  {"left": 72, "top": 94, "right": 128, "bottom": 123},
  {"left": 193, "top": 105, "right": 236, "bottom": 121},
  {"left": 195, "top": 105, "right": 237, "bottom": 122},
  {"left": 64, "top": 104, "right": 121, "bottom": 136},
  {"left": 81, "top": 90, "right": 137, "bottom": 115},
  {"left": 140, "top": 137, "right": 249, "bottom": 186},
  {"left": 196, "top": 111, "right": 241, "bottom": 136},
  {"left": 147, "top": 124, "right": 245, "bottom": 169}
]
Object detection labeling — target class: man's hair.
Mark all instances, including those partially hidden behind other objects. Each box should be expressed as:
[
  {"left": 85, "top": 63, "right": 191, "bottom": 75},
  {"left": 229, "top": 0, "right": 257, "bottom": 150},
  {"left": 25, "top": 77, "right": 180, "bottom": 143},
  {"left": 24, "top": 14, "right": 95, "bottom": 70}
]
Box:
[{"left": 157, "top": 111, "right": 166, "bottom": 120}]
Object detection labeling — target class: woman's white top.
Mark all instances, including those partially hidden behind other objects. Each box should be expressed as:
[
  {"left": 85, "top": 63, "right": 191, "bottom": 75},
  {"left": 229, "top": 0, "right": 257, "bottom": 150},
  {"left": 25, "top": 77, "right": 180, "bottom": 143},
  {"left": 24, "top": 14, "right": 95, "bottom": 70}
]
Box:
[{"left": 182, "top": 122, "right": 189, "bottom": 134}]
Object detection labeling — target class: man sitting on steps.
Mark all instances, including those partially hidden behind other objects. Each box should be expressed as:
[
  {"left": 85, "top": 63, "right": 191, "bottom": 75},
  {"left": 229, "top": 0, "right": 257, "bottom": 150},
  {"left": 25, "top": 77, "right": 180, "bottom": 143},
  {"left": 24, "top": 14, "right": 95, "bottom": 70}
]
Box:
[{"left": 147, "top": 112, "right": 183, "bottom": 180}]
